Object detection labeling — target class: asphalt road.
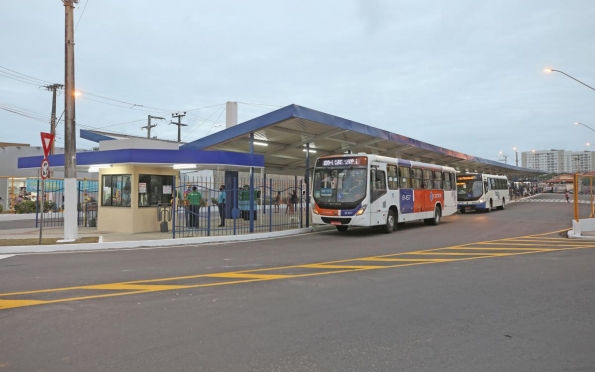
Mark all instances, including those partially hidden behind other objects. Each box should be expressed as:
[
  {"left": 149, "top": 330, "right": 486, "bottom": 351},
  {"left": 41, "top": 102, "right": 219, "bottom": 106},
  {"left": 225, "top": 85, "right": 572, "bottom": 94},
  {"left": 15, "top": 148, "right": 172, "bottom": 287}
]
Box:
[{"left": 0, "top": 194, "right": 594, "bottom": 372}]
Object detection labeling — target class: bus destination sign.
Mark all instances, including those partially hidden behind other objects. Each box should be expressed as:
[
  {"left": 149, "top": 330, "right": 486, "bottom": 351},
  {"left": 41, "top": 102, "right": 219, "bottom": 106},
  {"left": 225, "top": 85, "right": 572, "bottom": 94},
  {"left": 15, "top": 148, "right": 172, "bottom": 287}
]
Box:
[
  {"left": 318, "top": 157, "right": 367, "bottom": 167},
  {"left": 457, "top": 175, "right": 481, "bottom": 181}
]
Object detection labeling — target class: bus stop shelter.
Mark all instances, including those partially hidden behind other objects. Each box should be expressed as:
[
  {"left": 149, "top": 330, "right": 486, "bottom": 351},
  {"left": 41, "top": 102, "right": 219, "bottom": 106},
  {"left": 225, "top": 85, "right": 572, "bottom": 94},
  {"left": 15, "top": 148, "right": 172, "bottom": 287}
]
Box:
[{"left": 180, "top": 104, "right": 544, "bottom": 178}]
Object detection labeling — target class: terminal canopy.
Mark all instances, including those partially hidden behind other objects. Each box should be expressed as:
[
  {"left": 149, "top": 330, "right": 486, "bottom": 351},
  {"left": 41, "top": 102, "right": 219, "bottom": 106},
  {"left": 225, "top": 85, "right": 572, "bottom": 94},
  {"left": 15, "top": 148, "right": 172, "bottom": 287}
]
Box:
[{"left": 181, "top": 104, "right": 544, "bottom": 177}]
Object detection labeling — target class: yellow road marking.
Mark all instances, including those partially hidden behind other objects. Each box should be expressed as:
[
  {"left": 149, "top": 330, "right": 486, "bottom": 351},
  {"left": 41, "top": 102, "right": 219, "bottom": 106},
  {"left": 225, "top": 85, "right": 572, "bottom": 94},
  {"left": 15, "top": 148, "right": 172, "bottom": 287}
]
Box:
[
  {"left": 0, "top": 230, "right": 593, "bottom": 311},
  {"left": 477, "top": 242, "right": 591, "bottom": 247},
  {"left": 205, "top": 273, "right": 291, "bottom": 280},
  {"left": 302, "top": 264, "right": 384, "bottom": 270},
  {"left": 444, "top": 247, "right": 554, "bottom": 251},
  {"left": 85, "top": 284, "right": 191, "bottom": 291},
  {"left": 0, "top": 299, "right": 47, "bottom": 309},
  {"left": 358, "top": 258, "right": 452, "bottom": 262},
  {"left": 405, "top": 252, "right": 506, "bottom": 256}
]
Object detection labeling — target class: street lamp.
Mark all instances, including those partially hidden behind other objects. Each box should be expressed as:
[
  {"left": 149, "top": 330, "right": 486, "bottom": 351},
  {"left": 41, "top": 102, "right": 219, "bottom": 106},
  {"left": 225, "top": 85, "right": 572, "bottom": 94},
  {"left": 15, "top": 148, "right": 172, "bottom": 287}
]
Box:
[
  {"left": 513, "top": 147, "right": 519, "bottom": 167},
  {"left": 544, "top": 68, "right": 595, "bottom": 92},
  {"left": 575, "top": 122, "right": 595, "bottom": 134}
]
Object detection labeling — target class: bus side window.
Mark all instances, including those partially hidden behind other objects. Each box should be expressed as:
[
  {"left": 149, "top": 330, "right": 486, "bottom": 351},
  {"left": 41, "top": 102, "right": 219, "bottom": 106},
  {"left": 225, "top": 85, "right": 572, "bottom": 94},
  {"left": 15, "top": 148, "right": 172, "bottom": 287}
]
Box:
[
  {"left": 422, "top": 169, "right": 433, "bottom": 189},
  {"left": 387, "top": 165, "right": 399, "bottom": 190},
  {"left": 411, "top": 168, "right": 423, "bottom": 189},
  {"left": 434, "top": 170, "right": 443, "bottom": 189},
  {"left": 370, "top": 169, "right": 387, "bottom": 202},
  {"left": 399, "top": 166, "right": 411, "bottom": 189},
  {"left": 443, "top": 172, "right": 451, "bottom": 191}
]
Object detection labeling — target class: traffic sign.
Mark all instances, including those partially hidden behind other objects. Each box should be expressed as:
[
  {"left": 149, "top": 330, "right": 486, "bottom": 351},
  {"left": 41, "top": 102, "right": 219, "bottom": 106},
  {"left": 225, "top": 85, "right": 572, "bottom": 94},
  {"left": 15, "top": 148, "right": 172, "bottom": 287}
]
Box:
[
  {"left": 40, "top": 132, "right": 55, "bottom": 159},
  {"left": 41, "top": 159, "right": 50, "bottom": 180}
]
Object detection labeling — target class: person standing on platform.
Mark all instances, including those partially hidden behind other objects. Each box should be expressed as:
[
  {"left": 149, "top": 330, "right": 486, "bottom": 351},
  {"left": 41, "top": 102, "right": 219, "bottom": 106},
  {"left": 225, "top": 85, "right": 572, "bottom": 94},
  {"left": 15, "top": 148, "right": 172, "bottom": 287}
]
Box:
[
  {"left": 218, "top": 185, "right": 226, "bottom": 227},
  {"left": 186, "top": 186, "right": 202, "bottom": 228},
  {"left": 184, "top": 186, "right": 192, "bottom": 227}
]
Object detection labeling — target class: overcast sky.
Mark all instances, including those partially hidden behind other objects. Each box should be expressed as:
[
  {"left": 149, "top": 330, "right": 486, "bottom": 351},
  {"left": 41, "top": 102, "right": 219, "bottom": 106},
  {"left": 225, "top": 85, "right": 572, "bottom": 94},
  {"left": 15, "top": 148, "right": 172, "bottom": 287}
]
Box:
[{"left": 2, "top": 0, "right": 594, "bottom": 163}]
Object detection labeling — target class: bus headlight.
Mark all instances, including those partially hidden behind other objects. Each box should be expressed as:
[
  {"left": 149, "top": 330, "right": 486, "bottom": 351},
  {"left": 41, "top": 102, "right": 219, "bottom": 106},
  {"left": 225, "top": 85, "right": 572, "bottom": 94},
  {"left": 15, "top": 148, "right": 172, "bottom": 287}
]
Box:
[
  {"left": 313, "top": 208, "right": 319, "bottom": 215},
  {"left": 356, "top": 205, "right": 367, "bottom": 216},
  {"left": 478, "top": 198, "right": 484, "bottom": 203}
]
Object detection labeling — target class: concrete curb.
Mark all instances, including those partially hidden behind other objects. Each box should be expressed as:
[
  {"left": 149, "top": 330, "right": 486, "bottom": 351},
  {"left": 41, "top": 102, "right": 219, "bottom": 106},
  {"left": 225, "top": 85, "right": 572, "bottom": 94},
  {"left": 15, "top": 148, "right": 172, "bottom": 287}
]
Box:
[{"left": 0, "top": 227, "right": 316, "bottom": 255}]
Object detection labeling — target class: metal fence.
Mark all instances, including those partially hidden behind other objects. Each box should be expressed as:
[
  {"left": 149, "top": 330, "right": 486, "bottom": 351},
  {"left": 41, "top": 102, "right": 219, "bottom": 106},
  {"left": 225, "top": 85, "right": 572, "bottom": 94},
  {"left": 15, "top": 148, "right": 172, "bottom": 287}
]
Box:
[
  {"left": 35, "top": 180, "right": 99, "bottom": 228},
  {"left": 173, "top": 176, "right": 308, "bottom": 238},
  {"left": 574, "top": 173, "right": 595, "bottom": 221}
]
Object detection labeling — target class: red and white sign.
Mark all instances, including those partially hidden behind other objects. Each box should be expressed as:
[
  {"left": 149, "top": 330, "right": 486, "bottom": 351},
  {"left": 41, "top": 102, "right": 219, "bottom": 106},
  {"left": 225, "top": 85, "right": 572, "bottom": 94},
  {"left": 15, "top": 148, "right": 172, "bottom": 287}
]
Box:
[
  {"left": 41, "top": 159, "right": 50, "bottom": 180},
  {"left": 40, "top": 132, "right": 55, "bottom": 159}
]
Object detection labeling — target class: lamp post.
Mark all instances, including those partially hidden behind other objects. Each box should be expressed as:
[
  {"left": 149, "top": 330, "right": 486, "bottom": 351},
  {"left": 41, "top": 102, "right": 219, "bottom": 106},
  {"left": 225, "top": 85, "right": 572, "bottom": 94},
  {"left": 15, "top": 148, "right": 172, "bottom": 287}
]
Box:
[
  {"left": 544, "top": 69, "right": 595, "bottom": 92},
  {"left": 513, "top": 147, "right": 519, "bottom": 167},
  {"left": 575, "top": 122, "right": 595, "bottom": 134}
]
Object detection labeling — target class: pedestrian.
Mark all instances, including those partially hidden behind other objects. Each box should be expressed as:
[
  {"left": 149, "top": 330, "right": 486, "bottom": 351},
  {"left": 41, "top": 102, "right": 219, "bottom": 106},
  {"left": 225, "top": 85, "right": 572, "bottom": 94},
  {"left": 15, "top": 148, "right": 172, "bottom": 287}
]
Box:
[
  {"left": 274, "top": 191, "right": 281, "bottom": 213},
  {"left": 301, "top": 190, "right": 306, "bottom": 210},
  {"left": 218, "top": 184, "right": 226, "bottom": 227},
  {"left": 183, "top": 186, "right": 192, "bottom": 227},
  {"left": 293, "top": 189, "right": 298, "bottom": 212},
  {"left": 286, "top": 193, "right": 294, "bottom": 214},
  {"left": 185, "top": 186, "right": 202, "bottom": 228},
  {"left": 565, "top": 191, "right": 570, "bottom": 203}
]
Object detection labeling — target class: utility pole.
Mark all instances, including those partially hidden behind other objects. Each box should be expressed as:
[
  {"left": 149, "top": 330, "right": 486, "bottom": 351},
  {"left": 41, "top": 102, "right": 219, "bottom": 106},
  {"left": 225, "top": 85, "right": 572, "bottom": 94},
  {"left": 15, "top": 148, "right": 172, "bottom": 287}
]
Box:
[
  {"left": 170, "top": 112, "right": 187, "bottom": 143},
  {"left": 44, "top": 83, "right": 64, "bottom": 155},
  {"left": 62, "top": 0, "right": 78, "bottom": 242},
  {"left": 141, "top": 115, "right": 165, "bottom": 139}
]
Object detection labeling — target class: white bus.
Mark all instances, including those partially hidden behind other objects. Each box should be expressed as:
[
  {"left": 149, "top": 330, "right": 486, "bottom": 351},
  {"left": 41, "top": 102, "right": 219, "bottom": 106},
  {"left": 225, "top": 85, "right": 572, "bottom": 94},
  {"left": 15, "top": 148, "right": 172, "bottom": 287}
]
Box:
[
  {"left": 456, "top": 173, "right": 509, "bottom": 213},
  {"left": 311, "top": 154, "right": 458, "bottom": 233}
]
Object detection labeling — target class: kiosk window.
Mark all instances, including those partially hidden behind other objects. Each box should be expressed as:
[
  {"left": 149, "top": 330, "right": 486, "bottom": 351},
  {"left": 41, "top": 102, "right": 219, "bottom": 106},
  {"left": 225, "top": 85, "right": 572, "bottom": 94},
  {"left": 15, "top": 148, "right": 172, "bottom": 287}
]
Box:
[
  {"left": 139, "top": 174, "right": 174, "bottom": 207},
  {"left": 101, "top": 174, "right": 132, "bottom": 207}
]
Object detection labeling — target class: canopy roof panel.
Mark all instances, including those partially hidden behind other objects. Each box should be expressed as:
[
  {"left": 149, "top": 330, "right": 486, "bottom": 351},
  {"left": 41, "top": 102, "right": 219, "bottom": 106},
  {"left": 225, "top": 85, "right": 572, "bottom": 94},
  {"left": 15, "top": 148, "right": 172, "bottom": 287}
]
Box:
[{"left": 180, "top": 105, "right": 543, "bottom": 177}]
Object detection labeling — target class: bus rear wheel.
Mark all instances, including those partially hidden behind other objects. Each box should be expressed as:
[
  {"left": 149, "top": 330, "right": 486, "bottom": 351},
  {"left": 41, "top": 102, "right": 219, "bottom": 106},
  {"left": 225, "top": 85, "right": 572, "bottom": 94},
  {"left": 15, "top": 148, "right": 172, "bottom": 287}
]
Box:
[
  {"left": 336, "top": 225, "right": 349, "bottom": 232},
  {"left": 497, "top": 198, "right": 505, "bottom": 210},
  {"left": 425, "top": 206, "right": 441, "bottom": 226},
  {"left": 383, "top": 210, "right": 396, "bottom": 234}
]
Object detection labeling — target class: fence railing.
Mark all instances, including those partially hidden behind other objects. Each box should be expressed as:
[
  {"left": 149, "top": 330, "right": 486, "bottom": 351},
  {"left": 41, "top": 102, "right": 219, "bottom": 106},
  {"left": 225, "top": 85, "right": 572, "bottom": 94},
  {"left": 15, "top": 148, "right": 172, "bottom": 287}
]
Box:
[{"left": 173, "top": 176, "right": 308, "bottom": 238}]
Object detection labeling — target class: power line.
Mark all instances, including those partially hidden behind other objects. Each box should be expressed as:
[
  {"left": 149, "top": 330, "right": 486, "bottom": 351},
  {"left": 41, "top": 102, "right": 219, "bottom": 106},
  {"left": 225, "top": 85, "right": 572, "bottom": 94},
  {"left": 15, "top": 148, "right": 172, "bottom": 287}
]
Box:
[
  {"left": 205, "top": 106, "right": 226, "bottom": 136},
  {"left": 0, "top": 65, "right": 53, "bottom": 84},
  {"left": 182, "top": 103, "right": 226, "bottom": 141},
  {"left": 75, "top": 0, "right": 89, "bottom": 31}
]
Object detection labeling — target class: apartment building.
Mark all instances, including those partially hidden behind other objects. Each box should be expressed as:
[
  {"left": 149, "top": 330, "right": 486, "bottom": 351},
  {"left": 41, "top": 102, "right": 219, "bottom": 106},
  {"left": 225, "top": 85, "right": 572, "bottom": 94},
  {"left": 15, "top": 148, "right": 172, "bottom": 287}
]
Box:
[{"left": 522, "top": 149, "right": 595, "bottom": 173}]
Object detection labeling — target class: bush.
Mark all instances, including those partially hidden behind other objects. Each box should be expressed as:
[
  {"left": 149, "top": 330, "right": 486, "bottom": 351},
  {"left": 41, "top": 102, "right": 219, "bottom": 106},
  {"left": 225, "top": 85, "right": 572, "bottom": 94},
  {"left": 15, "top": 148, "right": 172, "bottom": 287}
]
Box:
[
  {"left": 13, "top": 200, "right": 55, "bottom": 214},
  {"left": 0, "top": 203, "right": 3, "bottom": 213},
  {"left": 14, "top": 200, "right": 36, "bottom": 214}
]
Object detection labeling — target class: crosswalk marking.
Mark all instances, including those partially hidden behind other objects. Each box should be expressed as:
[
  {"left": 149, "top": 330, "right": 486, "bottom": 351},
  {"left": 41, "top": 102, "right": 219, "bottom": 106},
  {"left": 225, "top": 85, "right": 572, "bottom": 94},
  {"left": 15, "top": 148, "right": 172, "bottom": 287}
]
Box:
[{"left": 517, "top": 199, "right": 590, "bottom": 204}]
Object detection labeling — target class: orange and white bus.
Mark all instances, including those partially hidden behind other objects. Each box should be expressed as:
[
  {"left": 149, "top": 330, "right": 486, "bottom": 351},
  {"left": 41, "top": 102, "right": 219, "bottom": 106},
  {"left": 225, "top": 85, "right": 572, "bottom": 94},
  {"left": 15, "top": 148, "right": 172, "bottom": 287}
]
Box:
[{"left": 311, "top": 154, "right": 457, "bottom": 233}]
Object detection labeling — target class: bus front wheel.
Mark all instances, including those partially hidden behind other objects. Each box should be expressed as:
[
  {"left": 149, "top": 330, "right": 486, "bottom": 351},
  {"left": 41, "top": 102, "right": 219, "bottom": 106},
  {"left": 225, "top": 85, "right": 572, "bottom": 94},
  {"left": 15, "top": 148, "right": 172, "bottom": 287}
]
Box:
[
  {"left": 383, "top": 210, "right": 396, "bottom": 234},
  {"left": 497, "top": 198, "right": 505, "bottom": 210}
]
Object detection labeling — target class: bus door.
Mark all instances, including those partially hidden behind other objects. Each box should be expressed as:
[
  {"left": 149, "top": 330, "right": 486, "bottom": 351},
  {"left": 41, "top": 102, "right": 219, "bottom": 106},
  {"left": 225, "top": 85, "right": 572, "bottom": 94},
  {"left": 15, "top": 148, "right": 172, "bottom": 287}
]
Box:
[{"left": 370, "top": 163, "right": 389, "bottom": 225}]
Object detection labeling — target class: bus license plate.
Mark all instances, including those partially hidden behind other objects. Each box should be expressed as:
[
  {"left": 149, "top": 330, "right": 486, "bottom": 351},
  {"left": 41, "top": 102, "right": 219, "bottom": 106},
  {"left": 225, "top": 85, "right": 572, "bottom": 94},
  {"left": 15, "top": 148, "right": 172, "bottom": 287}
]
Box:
[{"left": 330, "top": 221, "right": 341, "bottom": 225}]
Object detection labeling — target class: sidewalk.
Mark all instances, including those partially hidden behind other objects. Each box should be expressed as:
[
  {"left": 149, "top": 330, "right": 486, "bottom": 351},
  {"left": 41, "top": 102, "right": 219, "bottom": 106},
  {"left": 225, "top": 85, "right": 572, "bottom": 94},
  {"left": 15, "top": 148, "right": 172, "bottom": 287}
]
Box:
[{"left": 0, "top": 225, "right": 322, "bottom": 254}]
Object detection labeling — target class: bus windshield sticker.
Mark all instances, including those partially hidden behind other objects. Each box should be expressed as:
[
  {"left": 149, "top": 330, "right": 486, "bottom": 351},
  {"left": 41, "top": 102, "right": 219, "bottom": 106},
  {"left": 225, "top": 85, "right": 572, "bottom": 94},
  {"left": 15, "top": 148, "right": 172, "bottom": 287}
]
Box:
[{"left": 321, "top": 188, "right": 333, "bottom": 196}]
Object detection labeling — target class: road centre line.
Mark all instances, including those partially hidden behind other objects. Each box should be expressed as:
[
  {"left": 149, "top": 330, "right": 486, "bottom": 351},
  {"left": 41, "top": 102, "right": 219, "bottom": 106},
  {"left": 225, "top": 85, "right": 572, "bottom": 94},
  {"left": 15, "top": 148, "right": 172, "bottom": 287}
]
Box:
[{"left": 0, "top": 231, "right": 593, "bottom": 311}]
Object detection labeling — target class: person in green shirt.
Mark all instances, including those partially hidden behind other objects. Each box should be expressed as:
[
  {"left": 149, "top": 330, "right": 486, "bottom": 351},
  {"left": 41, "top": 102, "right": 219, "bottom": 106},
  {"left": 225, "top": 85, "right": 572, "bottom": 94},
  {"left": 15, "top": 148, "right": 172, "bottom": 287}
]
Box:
[{"left": 186, "top": 186, "right": 202, "bottom": 228}]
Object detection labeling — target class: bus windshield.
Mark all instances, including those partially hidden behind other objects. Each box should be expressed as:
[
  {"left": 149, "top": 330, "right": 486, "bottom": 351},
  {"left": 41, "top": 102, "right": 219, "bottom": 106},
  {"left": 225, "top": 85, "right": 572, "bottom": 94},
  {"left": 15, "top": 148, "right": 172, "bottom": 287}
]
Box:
[
  {"left": 313, "top": 167, "right": 367, "bottom": 207},
  {"left": 457, "top": 180, "right": 484, "bottom": 201}
]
